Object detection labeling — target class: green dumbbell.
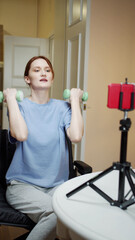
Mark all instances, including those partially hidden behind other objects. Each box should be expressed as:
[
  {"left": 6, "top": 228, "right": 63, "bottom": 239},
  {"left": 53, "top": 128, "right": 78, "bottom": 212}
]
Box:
[
  {"left": 63, "top": 89, "right": 88, "bottom": 101},
  {"left": 0, "top": 90, "right": 24, "bottom": 103}
]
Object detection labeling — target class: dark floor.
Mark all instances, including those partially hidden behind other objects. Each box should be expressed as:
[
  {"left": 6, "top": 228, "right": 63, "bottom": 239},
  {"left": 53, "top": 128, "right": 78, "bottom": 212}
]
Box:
[{"left": 0, "top": 225, "right": 28, "bottom": 240}]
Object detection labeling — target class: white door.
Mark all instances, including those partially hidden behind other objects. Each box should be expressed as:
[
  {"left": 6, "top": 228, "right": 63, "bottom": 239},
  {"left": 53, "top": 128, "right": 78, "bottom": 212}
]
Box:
[
  {"left": 65, "top": 0, "right": 89, "bottom": 161},
  {"left": 3, "top": 35, "right": 49, "bottom": 129},
  {"left": 53, "top": 0, "right": 90, "bottom": 161}
]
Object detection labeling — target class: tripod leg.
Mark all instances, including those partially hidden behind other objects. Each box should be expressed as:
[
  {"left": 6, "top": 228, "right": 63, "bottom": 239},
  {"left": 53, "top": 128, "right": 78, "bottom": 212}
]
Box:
[
  {"left": 66, "top": 181, "right": 88, "bottom": 198},
  {"left": 125, "top": 169, "right": 135, "bottom": 196},
  {"left": 66, "top": 166, "right": 113, "bottom": 198},
  {"left": 120, "top": 168, "right": 135, "bottom": 209},
  {"left": 88, "top": 166, "right": 113, "bottom": 184},
  {"left": 130, "top": 168, "right": 135, "bottom": 178},
  {"left": 90, "top": 183, "right": 115, "bottom": 205}
]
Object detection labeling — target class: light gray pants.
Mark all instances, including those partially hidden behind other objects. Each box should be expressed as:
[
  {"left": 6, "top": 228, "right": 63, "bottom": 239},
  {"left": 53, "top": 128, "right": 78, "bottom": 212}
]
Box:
[{"left": 6, "top": 180, "right": 58, "bottom": 240}]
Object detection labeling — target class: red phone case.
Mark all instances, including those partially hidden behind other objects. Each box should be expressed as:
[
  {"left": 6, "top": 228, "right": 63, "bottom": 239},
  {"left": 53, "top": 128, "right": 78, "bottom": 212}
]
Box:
[
  {"left": 121, "top": 84, "right": 134, "bottom": 110},
  {"left": 107, "top": 84, "right": 121, "bottom": 109},
  {"left": 107, "top": 83, "right": 135, "bottom": 110}
]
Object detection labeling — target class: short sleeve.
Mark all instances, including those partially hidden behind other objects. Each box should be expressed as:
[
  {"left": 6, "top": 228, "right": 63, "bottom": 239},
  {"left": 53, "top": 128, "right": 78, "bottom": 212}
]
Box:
[{"left": 62, "top": 102, "right": 72, "bottom": 130}]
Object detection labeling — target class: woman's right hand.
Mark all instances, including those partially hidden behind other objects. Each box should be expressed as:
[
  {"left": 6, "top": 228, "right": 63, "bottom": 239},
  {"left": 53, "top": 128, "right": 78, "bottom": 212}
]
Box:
[{"left": 3, "top": 88, "right": 17, "bottom": 103}]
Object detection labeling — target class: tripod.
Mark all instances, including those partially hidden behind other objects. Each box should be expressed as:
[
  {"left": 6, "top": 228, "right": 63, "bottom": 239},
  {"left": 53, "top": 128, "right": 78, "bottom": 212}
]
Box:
[{"left": 67, "top": 84, "right": 135, "bottom": 210}]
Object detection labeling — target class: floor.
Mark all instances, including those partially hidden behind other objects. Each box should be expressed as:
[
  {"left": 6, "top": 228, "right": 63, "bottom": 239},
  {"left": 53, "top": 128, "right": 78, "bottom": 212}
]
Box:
[{"left": 0, "top": 225, "right": 28, "bottom": 240}]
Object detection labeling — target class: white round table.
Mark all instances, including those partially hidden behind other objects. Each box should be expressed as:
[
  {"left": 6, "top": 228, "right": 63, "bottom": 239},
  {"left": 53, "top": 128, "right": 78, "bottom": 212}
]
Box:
[{"left": 53, "top": 171, "right": 135, "bottom": 240}]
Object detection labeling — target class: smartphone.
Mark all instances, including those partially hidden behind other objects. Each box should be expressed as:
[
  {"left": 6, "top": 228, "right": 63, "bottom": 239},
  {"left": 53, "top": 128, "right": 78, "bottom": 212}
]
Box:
[{"left": 107, "top": 83, "right": 135, "bottom": 110}]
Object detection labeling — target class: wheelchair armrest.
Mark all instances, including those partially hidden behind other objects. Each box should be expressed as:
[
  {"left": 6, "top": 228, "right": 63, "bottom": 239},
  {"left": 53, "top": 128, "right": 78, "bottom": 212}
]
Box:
[{"left": 74, "top": 160, "right": 92, "bottom": 175}]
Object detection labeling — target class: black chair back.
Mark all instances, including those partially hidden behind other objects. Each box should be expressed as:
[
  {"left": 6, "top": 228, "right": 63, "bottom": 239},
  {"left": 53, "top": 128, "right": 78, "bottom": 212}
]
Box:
[
  {"left": 65, "top": 129, "right": 76, "bottom": 179},
  {"left": 0, "top": 129, "right": 16, "bottom": 189}
]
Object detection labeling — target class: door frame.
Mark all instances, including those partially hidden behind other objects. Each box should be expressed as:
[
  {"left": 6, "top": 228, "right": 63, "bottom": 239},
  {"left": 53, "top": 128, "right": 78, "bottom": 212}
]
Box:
[{"left": 81, "top": 0, "right": 91, "bottom": 160}]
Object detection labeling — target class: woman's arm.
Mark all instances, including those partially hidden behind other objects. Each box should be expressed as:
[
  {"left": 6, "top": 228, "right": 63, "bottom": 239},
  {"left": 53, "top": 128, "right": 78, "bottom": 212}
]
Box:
[
  {"left": 3, "top": 88, "right": 28, "bottom": 141},
  {"left": 66, "top": 88, "right": 84, "bottom": 143}
]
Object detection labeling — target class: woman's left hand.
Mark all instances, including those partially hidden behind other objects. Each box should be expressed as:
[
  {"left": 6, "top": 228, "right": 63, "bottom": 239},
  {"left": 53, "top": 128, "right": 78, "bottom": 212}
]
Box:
[{"left": 70, "top": 88, "right": 83, "bottom": 102}]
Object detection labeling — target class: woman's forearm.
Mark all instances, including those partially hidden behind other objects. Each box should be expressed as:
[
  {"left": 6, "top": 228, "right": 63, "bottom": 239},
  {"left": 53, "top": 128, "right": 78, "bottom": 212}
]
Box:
[
  {"left": 4, "top": 89, "right": 28, "bottom": 141},
  {"left": 67, "top": 98, "right": 84, "bottom": 143},
  {"left": 7, "top": 98, "right": 28, "bottom": 141}
]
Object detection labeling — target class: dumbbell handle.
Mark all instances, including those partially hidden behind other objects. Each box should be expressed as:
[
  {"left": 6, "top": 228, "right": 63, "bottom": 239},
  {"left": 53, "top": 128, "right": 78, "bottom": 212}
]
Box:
[
  {"left": 0, "top": 90, "right": 24, "bottom": 103},
  {"left": 63, "top": 89, "right": 88, "bottom": 101}
]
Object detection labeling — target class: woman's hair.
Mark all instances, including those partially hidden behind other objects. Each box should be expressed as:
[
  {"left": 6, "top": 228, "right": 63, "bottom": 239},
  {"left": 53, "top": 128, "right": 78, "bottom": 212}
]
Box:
[{"left": 24, "top": 56, "right": 54, "bottom": 79}]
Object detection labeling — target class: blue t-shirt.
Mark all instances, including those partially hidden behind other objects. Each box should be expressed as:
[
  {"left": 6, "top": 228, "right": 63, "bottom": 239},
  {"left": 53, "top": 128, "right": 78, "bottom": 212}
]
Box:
[{"left": 6, "top": 98, "right": 71, "bottom": 188}]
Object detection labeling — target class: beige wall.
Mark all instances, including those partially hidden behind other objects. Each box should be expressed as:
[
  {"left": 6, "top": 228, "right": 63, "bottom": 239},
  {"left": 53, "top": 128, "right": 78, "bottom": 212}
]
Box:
[
  {"left": 0, "top": 0, "right": 38, "bottom": 37},
  {"left": 85, "top": 0, "right": 135, "bottom": 171},
  {"left": 0, "top": 0, "right": 54, "bottom": 38},
  {"left": 37, "top": 0, "right": 54, "bottom": 38}
]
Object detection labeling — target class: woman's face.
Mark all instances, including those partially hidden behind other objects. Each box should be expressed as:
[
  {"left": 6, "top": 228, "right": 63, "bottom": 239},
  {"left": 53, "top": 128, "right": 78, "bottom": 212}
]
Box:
[{"left": 25, "top": 58, "right": 53, "bottom": 90}]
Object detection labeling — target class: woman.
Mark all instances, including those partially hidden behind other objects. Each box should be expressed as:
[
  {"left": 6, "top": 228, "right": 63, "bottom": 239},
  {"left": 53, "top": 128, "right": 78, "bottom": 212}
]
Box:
[{"left": 4, "top": 56, "right": 84, "bottom": 240}]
